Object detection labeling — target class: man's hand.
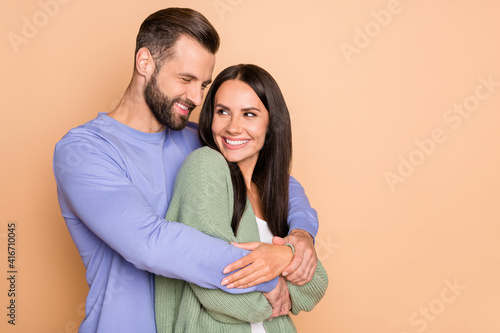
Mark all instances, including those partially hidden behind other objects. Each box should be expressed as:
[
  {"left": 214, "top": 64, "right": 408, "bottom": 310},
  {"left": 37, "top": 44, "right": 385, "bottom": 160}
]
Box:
[
  {"left": 263, "top": 276, "right": 291, "bottom": 319},
  {"left": 273, "top": 229, "right": 317, "bottom": 285},
  {"left": 221, "top": 242, "right": 293, "bottom": 289}
]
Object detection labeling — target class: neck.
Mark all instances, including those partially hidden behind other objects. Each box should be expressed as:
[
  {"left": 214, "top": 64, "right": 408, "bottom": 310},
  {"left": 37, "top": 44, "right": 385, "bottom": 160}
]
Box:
[
  {"left": 241, "top": 163, "right": 265, "bottom": 220},
  {"left": 107, "top": 74, "right": 165, "bottom": 133},
  {"left": 237, "top": 159, "right": 257, "bottom": 190}
]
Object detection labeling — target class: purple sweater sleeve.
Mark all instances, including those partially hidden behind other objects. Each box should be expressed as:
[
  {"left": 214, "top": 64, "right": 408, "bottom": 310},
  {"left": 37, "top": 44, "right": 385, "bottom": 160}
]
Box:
[{"left": 288, "top": 176, "right": 319, "bottom": 239}]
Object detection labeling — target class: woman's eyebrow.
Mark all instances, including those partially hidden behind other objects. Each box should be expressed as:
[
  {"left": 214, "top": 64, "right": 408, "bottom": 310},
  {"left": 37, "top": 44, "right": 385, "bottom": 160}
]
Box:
[
  {"left": 215, "top": 103, "right": 229, "bottom": 110},
  {"left": 215, "top": 104, "right": 261, "bottom": 112},
  {"left": 242, "top": 106, "right": 261, "bottom": 112}
]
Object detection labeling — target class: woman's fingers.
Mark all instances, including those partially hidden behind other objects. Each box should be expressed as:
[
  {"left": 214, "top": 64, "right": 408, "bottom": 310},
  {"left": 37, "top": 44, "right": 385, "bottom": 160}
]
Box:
[
  {"left": 229, "top": 241, "right": 262, "bottom": 251},
  {"left": 222, "top": 243, "right": 293, "bottom": 288}
]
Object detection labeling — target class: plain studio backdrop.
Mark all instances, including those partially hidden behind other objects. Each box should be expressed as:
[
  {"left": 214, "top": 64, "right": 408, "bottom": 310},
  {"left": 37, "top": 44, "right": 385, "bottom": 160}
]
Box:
[{"left": 1, "top": 0, "right": 499, "bottom": 332}]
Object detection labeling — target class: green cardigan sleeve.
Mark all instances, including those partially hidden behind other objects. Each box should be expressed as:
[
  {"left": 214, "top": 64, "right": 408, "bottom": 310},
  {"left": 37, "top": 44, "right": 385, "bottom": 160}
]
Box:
[
  {"left": 161, "top": 147, "right": 272, "bottom": 324},
  {"left": 288, "top": 260, "right": 328, "bottom": 315}
]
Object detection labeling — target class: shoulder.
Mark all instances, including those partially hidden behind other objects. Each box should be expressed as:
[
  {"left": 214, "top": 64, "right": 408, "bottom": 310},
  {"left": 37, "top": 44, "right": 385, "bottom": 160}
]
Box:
[
  {"left": 172, "top": 147, "right": 233, "bottom": 206},
  {"left": 53, "top": 115, "right": 127, "bottom": 175},
  {"left": 185, "top": 146, "right": 226, "bottom": 166},
  {"left": 176, "top": 147, "right": 229, "bottom": 185},
  {"left": 55, "top": 114, "right": 113, "bottom": 151},
  {"left": 54, "top": 120, "right": 103, "bottom": 160}
]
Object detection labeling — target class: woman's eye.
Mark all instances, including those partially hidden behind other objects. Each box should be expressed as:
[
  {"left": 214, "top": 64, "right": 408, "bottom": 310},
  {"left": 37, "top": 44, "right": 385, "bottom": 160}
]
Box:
[
  {"left": 244, "top": 112, "right": 257, "bottom": 117},
  {"left": 216, "top": 109, "right": 229, "bottom": 115}
]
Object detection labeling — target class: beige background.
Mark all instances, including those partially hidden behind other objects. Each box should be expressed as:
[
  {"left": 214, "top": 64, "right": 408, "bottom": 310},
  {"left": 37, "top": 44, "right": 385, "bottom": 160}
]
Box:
[{"left": 1, "top": 0, "right": 499, "bottom": 332}]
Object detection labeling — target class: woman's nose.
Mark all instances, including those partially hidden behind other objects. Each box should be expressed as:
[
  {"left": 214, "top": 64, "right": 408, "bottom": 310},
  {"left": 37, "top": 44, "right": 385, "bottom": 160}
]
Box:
[{"left": 226, "top": 115, "right": 242, "bottom": 134}]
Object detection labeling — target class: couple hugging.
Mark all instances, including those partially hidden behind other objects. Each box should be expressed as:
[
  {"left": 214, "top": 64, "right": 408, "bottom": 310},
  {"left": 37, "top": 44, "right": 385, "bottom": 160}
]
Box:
[{"left": 54, "top": 7, "right": 327, "bottom": 333}]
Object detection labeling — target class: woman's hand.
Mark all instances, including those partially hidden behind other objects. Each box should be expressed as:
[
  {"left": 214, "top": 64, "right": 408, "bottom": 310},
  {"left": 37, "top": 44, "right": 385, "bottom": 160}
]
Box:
[
  {"left": 273, "top": 229, "right": 317, "bottom": 285},
  {"left": 221, "top": 242, "right": 293, "bottom": 289}
]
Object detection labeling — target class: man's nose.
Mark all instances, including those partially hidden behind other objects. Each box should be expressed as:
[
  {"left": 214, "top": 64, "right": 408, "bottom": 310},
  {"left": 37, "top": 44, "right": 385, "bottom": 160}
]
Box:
[{"left": 186, "top": 85, "right": 203, "bottom": 107}]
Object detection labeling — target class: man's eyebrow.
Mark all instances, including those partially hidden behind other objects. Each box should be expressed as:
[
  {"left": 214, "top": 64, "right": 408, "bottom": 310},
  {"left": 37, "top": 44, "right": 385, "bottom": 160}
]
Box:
[
  {"left": 179, "top": 73, "right": 197, "bottom": 79},
  {"left": 179, "top": 73, "right": 212, "bottom": 85}
]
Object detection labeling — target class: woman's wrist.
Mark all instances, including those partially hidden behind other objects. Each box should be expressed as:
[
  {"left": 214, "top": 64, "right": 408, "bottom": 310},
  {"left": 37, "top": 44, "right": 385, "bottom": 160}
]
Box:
[{"left": 284, "top": 243, "right": 295, "bottom": 255}]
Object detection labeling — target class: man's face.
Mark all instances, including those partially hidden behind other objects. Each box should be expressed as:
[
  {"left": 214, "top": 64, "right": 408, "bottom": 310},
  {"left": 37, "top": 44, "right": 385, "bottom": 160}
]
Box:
[{"left": 144, "top": 35, "right": 216, "bottom": 131}]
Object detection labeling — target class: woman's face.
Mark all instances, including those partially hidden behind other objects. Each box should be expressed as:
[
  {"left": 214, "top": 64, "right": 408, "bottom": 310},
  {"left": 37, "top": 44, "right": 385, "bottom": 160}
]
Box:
[{"left": 211, "top": 79, "right": 269, "bottom": 173}]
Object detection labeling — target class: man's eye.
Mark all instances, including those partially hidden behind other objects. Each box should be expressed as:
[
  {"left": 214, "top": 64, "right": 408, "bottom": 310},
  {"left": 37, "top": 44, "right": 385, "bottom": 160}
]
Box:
[{"left": 181, "top": 78, "right": 191, "bottom": 83}]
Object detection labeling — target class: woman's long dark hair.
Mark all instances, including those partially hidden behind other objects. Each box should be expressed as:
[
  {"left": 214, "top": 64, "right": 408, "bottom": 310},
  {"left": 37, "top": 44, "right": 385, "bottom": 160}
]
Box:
[{"left": 199, "top": 64, "right": 292, "bottom": 237}]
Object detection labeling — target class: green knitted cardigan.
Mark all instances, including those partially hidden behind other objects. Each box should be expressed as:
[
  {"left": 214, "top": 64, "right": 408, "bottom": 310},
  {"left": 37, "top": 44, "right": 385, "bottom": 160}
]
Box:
[{"left": 155, "top": 147, "right": 328, "bottom": 333}]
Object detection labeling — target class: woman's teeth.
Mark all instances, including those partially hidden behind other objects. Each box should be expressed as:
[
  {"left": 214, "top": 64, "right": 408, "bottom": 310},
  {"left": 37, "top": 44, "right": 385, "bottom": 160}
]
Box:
[{"left": 225, "top": 139, "right": 249, "bottom": 146}]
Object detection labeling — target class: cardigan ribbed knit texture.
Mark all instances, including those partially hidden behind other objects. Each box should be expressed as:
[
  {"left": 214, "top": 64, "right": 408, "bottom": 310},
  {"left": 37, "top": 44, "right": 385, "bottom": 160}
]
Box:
[{"left": 155, "top": 147, "right": 328, "bottom": 332}]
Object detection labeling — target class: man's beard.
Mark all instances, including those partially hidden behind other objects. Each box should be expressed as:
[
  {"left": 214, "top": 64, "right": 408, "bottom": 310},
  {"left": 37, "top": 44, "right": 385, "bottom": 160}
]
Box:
[{"left": 144, "top": 72, "right": 195, "bottom": 131}]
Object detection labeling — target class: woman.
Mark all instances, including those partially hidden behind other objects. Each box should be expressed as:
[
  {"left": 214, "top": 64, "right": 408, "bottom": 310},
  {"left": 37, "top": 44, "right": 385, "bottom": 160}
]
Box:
[{"left": 155, "top": 64, "right": 328, "bottom": 332}]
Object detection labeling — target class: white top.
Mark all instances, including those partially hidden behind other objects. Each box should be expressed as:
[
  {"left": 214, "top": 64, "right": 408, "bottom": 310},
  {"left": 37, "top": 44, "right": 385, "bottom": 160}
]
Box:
[
  {"left": 250, "top": 216, "right": 274, "bottom": 333},
  {"left": 255, "top": 216, "right": 274, "bottom": 243}
]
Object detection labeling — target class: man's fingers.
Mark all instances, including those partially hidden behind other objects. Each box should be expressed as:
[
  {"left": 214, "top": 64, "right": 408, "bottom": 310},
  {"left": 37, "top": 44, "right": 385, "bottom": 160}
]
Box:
[
  {"left": 279, "top": 301, "right": 291, "bottom": 316},
  {"left": 283, "top": 254, "right": 309, "bottom": 279},
  {"left": 271, "top": 236, "right": 286, "bottom": 246},
  {"left": 280, "top": 229, "right": 318, "bottom": 285},
  {"left": 285, "top": 259, "right": 317, "bottom": 285},
  {"left": 281, "top": 254, "right": 302, "bottom": 277},
  {"left": 270, "top": 306, "right": 281, "bottom": 319},
  {"left": 263, "top": 276, "right": 290, "bottom": 319}
]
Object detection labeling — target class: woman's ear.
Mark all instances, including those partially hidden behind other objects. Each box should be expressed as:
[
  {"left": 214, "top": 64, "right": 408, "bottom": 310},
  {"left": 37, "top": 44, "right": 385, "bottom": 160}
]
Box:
[{"left": 135, "top": 47, "right": 155, "bottom": 78}]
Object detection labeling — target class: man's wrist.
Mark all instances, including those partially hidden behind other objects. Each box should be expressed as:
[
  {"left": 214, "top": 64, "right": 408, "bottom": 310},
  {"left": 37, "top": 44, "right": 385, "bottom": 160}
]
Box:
[{"left": 289, "top": 229, "right": 314, "bottom": 243}]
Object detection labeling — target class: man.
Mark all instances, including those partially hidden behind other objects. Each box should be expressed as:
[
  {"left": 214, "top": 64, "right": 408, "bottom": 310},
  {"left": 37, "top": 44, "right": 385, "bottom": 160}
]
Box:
[{"left": 53, "top": 7, "right": 318, "bottom": 332}]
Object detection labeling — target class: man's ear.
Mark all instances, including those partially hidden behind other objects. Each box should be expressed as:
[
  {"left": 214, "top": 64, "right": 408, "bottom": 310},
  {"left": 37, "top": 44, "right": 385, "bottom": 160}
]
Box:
[{"left": 135, "top": 47, "right": 155, "bottom": 78}]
